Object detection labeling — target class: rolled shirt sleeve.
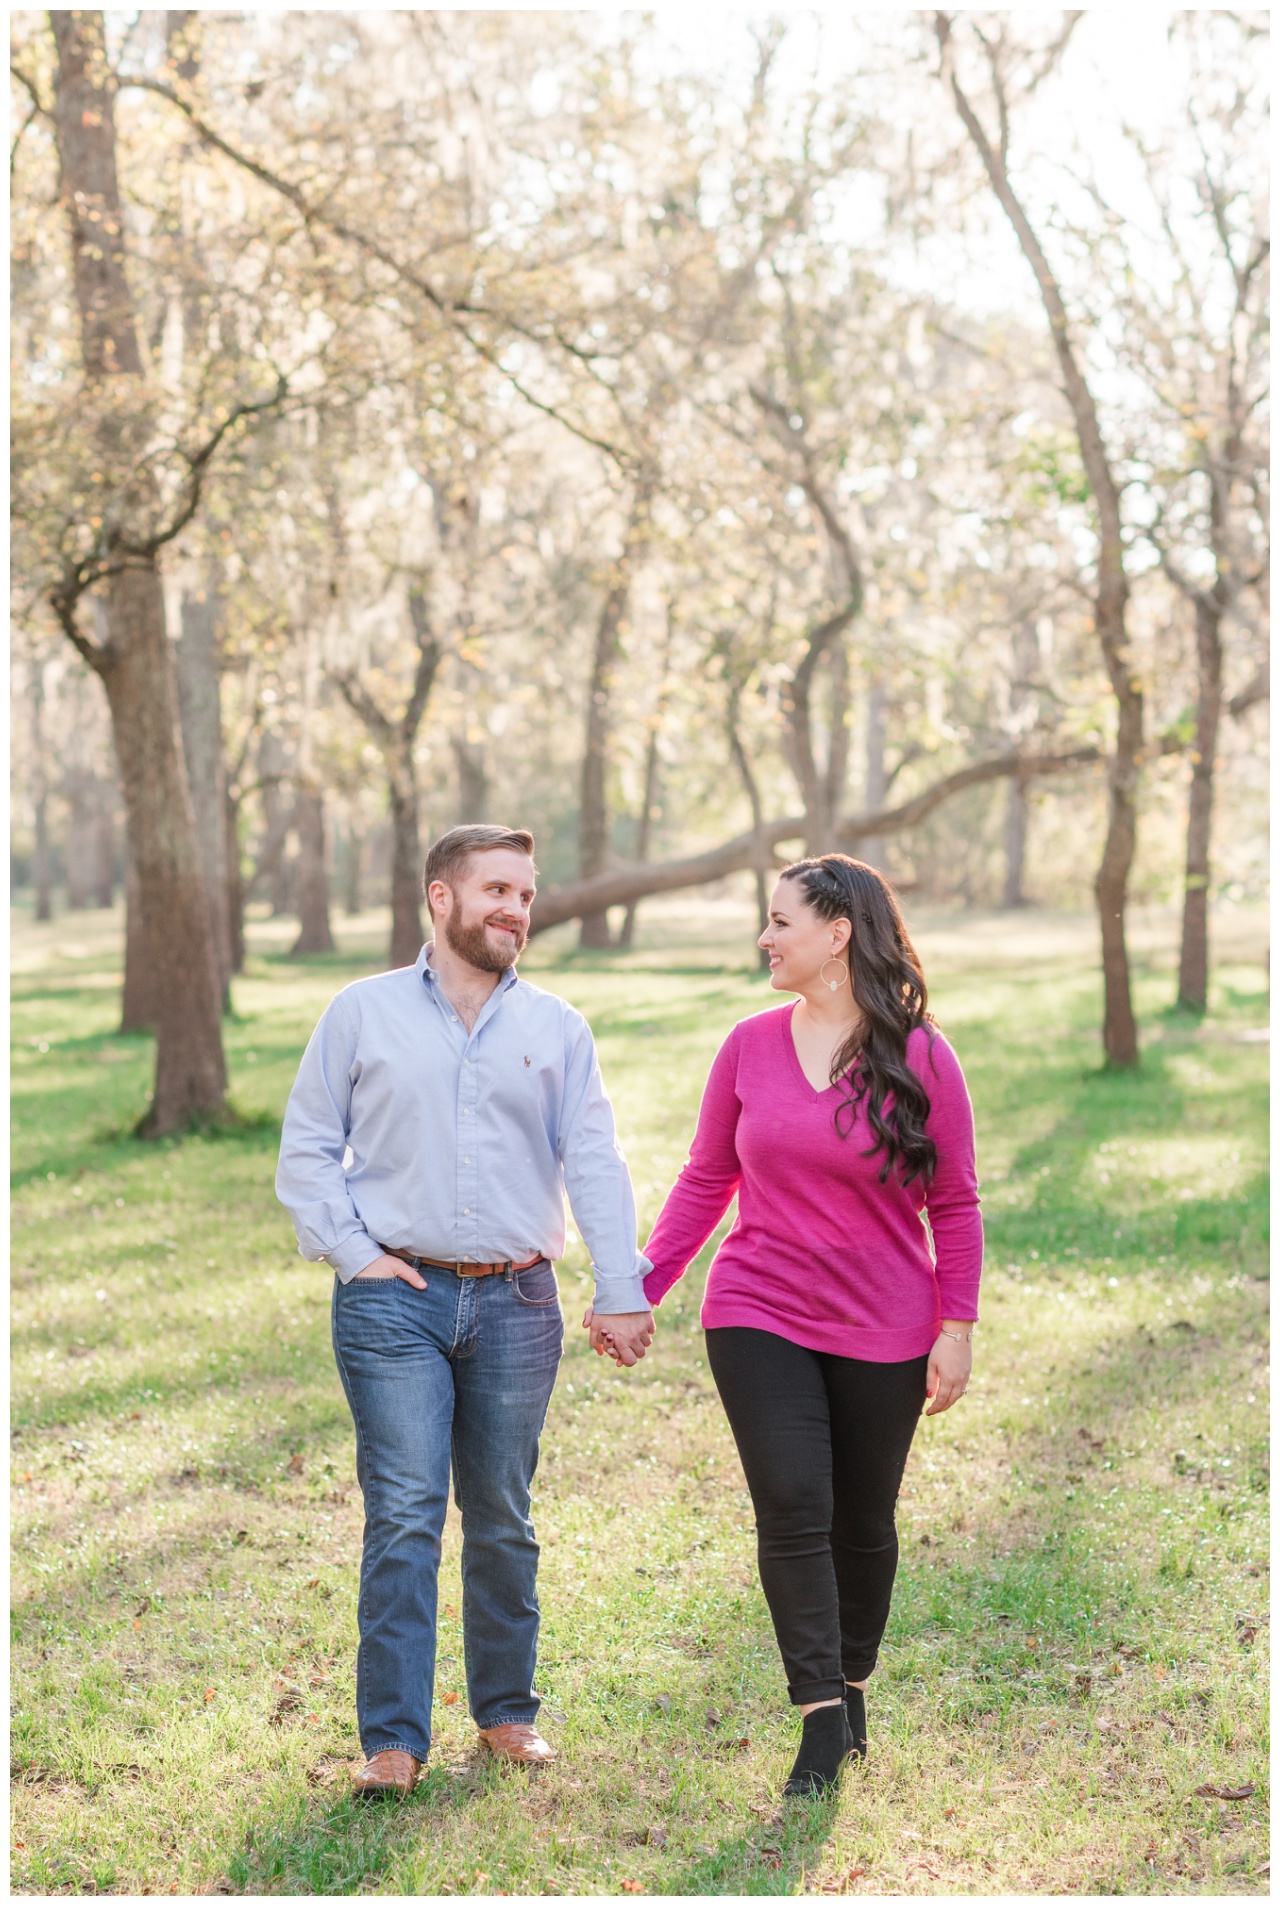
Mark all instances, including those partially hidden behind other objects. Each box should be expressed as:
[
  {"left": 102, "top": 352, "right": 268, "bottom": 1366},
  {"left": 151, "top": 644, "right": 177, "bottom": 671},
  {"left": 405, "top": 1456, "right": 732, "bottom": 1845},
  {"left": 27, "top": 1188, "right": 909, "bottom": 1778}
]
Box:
[
  {"left": 558, "top": 1013, "right": 652, "bottom": 1314},
  {"left": 276, "top": 997, "right": 385, "bottom": 1283}
]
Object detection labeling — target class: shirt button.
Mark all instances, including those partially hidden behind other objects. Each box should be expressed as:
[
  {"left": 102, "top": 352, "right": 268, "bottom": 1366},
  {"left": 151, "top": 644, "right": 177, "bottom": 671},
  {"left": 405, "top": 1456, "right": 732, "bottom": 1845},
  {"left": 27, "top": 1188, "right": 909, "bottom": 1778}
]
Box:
[
  {"left": 463, "top": 1207, "right": 470, "bottom": 1215},
  {"left": 463, "top": 1157, "right": 471, "bottom": 1165}
]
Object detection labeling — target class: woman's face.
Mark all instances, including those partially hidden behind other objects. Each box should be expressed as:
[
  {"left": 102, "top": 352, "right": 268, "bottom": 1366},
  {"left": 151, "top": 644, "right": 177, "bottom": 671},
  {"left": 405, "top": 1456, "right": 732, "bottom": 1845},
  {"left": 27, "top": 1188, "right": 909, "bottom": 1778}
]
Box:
[{"left": 758, "top": 877, "right": 851, "bottom": 995}]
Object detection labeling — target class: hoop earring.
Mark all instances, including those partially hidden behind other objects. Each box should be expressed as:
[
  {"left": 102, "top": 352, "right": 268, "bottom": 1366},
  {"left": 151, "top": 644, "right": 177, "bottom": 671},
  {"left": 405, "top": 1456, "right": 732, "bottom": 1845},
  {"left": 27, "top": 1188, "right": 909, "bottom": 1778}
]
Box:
[{"left": 820, "top": 956, "right": 849, "bottom": 992}]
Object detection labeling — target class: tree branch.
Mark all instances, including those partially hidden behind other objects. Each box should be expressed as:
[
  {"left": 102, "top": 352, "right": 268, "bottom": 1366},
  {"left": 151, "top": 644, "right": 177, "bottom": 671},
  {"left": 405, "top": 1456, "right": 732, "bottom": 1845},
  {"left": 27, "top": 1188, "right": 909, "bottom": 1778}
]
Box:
[{"left": 528, "top": 745, "right": 1102, "bottom": 933}]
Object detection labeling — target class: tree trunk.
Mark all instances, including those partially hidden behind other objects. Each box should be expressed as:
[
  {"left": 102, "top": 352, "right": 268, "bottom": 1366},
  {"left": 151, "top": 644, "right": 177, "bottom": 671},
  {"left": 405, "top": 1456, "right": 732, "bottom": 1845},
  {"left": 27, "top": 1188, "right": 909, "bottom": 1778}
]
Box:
[
  {"left": 531, "top": 744, "right": 1102, "bottom": 935},
  {"left": 330, "top": 582, "right": 441, "bottom": 970},
  {"left": 65, "top": 772, "right": 96, "bottom": 909},
  {"left": 1002, "top": 773, "right": 1030, "bottom": 909},
  {"left": 939, "top": 19, "right": 1140, "bottom": 1066},
  {"left": 33, "top": 789, "right": 53, "bottom": 922},
  {"left": 1093, "top": 583, "right": 1141, "bottom": 1068},
  {"left": 224, "top": 783, "right": 246, "bottom": 974},
  {"left": 30, "top": 658, "right": 53, "bottom": 921},
  {"left": 452, "top": 731, "right": 489, "bottom": 822},
  {"left": 175, "top": 582, "right": 233, "bottom": 1003},
  {"left": 861, "top": 677, "right": 889, "bottom": 871},
  {"left": 98, "top": 565, "right": 227, "bottom": 1125},
  {"left": 578, "top": 571, "right": 630, "bottom": 949},
  {"left": 254, "top": 732, "right": 293, "bottom": 913},
  {"left": 50, "top": 10, "right": 226, "bottom": 1129},
  {"left": 291, "top": 781, "right": 336, "bottom": 954},
  {"left": 1176, "top": 596, "right": 1223, "bottom": 1012},
  {"left": 91, "top": 776, "right": 115, "bottom": 907},
  {"left": 578, "top": 480, "right": 655, "bottom": 948},
  {"left": 727, "top": 705, "right": 772, "bottom": 971},
  {"left": 388, "top": 772, "right": 425, "bottom": 968},
  {"left": 342, "top": 822, "right": 363, "bottom": 916}
]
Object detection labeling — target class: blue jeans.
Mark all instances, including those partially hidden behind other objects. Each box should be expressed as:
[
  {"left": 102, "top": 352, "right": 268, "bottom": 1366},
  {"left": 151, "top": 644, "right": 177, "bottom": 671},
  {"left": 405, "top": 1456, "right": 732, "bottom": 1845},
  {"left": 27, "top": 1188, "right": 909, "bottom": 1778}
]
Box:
[{"left": 331, "top": 1260, "right": 563, "bottom": 1761}]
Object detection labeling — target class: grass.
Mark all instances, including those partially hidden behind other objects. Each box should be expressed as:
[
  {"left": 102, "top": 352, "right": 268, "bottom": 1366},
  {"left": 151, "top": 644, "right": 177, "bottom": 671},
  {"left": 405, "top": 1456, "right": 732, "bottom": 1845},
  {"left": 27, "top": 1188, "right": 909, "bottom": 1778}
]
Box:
[{"left": 10, "top": 894, "right": 1270, "bottom": 1896}]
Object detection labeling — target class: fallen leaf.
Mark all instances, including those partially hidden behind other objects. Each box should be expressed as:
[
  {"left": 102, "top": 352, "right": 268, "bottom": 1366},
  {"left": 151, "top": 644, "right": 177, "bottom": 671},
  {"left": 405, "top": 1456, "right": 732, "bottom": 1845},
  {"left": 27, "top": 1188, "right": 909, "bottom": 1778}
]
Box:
[
  {"left": 440, "top": 1691, "right": 459, "bottom": 1706},
  {"left": 714, "top": 1737, "right": 751, "bottom": 1753},
  {"left": 304, "top": 1577, "right": 320, "bottom": 1590},
  {"left": 705, "top": 1708, "right": 721, "bottom": 1727},
  {"left": 204, "top": 1687, "right": 216, "bottom": 1703},
  {"left": 654, "top": 1693, "right": 672, "bottom": 1717},
  {"left": 943, "top": 1807, "right": 957, "bottom": 1819},
  {"left": 1194, "top": 1782, "right": 1255, "bottom": 1801},
  {"left": 1153, "top": 1664, "right": 1167, "bottom": 1679},
  {"left": 287, "top": 1453, "right": 305, "bottom": 1474},
  {"left": 268, "top": 1684, "right": 304, "bottom": 1726},
  {"left": 620, "top": 1882, "right": 645, "bottom": 1894},
  {"left": 135, "top": 1597, "right": 151, "bottom": 1617}
]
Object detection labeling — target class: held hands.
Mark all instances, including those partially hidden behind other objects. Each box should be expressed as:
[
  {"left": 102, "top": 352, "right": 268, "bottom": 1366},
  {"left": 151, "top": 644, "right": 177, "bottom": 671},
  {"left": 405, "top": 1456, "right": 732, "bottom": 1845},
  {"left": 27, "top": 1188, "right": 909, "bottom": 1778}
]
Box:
[
  {"left": 924, "top": 1322, "right": 973, "bottom": 1416},
  {"left": 581, "top": 1306, "right": 656, "bottom": 1368}
]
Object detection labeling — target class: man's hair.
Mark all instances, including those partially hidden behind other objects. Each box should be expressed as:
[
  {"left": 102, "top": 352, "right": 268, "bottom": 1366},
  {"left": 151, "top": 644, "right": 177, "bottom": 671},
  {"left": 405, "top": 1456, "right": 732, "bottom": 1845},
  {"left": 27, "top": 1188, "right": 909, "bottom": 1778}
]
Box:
[{"left": 422, "top": 824, "right": 537, "bottom": 907}]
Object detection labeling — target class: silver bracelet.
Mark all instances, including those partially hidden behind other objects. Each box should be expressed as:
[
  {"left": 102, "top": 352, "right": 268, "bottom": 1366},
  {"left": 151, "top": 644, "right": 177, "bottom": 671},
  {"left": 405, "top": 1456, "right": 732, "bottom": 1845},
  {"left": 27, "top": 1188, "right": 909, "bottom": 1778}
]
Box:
[{"left": 938, "top": 1327, "right": 975, "bottom": 1343}]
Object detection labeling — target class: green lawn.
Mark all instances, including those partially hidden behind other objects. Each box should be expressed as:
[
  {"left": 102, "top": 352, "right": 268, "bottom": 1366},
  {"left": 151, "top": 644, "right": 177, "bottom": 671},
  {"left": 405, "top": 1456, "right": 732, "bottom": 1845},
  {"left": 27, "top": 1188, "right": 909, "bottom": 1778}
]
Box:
[{"left": 10, "top": 896, "right": 1270, "bottom": 1896}]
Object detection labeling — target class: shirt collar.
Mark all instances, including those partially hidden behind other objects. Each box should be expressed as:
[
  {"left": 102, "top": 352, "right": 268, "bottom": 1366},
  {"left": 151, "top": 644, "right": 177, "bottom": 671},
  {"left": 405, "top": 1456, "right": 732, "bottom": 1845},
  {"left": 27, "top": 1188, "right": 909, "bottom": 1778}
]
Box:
[{"left": 419, "top": 943, "right": 520, "bottom": 992}]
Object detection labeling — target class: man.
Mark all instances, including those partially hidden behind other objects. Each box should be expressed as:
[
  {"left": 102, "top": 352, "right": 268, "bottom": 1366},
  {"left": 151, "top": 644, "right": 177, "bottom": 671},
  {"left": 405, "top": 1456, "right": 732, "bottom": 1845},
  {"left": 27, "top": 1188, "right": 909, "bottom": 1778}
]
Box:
[{"left": 277, "top": 824, "right": 655, "bottom": 1797}]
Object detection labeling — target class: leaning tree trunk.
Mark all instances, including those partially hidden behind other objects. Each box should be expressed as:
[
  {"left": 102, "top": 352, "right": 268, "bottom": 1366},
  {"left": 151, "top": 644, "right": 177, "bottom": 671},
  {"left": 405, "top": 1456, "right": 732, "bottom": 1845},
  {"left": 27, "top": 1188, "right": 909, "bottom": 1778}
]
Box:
[
  {"left": 175, "top": 583, "right": 233, "bottom": 1003},
  {"left": 291, "top": 782, "right": 336, "bottom": 954},
  {"left": 1176, "top": 595, "right": 1223, "bottom": 1012},
  {"left": 50, "top": 8, "right": 226, "bottom": 1128},
  {"left": 388, "top": 772, "right": 425, "bottom": 968},
  {"left": 98, "top": 566, "right": 227, "bottom": 1127}
]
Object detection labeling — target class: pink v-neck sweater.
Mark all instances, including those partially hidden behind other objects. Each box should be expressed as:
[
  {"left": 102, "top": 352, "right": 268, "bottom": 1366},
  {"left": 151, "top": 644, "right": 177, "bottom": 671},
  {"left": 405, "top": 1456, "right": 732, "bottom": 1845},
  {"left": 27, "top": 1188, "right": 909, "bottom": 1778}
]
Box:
[{"left": 642, "top": 1005, "right": 983, "bottom": 1362}]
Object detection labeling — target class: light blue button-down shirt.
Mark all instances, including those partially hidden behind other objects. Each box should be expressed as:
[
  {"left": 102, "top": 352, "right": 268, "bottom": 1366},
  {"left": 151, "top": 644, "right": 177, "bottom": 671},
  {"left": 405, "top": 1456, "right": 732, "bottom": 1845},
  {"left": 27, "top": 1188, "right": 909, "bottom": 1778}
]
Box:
[{"left": 275, "top": 946, "right": 651, "bottom": 1313}]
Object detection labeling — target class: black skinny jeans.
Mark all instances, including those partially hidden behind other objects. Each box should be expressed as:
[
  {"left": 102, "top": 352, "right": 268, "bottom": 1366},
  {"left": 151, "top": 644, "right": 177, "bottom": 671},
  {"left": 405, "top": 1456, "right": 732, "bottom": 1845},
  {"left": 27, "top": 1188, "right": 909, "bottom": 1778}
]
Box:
[{"left": 706, "top": 1326, "right": 927, "bottom": 1705}]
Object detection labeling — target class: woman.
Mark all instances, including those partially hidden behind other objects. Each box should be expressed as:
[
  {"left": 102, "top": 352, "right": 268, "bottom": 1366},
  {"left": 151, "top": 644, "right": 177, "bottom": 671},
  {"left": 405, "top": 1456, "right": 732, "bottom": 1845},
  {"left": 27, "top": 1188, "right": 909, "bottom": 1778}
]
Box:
[{"left": 602, "top": 856, "right": 981, "bottom": 1798}]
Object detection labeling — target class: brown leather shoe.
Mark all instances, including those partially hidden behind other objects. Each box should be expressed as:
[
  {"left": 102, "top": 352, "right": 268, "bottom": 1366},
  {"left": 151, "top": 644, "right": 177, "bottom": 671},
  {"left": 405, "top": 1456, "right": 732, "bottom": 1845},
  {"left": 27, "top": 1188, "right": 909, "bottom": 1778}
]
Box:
[
  {"left": 350, "top": 1748, "right": 421, "bottom": 1797},
  {"left": 478, "top": 1722, "right": 557, "bottom": 1765}
]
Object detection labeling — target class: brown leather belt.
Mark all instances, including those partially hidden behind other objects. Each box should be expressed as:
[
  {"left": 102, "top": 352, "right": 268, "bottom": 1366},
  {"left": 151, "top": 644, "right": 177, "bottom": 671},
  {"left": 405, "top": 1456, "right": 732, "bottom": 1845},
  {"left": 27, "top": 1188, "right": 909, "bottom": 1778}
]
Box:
[{"left": 381, "top": 1246, "right": 545, "bottom": 1280}]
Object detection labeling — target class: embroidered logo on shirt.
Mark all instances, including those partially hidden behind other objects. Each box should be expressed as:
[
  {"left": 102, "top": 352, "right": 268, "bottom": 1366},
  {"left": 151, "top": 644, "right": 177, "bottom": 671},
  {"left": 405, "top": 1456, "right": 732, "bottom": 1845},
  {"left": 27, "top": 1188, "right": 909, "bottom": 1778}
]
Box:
[{"left": 524, "top": 1055, "right": 531, "bottom": 1067}]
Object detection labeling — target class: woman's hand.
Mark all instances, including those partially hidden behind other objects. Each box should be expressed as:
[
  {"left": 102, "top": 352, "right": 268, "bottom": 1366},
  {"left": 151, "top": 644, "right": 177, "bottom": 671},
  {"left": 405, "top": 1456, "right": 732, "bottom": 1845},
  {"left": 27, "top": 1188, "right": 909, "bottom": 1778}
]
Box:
[{"left": 924, "top": 1323, "right": 973, "bottom": 1416}]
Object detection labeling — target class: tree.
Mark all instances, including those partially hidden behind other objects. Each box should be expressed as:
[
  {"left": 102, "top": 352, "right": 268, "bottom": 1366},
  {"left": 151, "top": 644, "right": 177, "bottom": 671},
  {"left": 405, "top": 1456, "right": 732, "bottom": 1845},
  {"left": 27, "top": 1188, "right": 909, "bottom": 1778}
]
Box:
[
  {"left": 332, "top": 585, "right": 442, "bottom": 969},
  {"left": 1112, "top": 15, "right": 1269, "bottom": 1009},
  {"left": 41, "top": 11, "right": 227, "bottom": 1129},
  {"left": 936, "top": 11, "right": 1143, "bottom": 1065}
]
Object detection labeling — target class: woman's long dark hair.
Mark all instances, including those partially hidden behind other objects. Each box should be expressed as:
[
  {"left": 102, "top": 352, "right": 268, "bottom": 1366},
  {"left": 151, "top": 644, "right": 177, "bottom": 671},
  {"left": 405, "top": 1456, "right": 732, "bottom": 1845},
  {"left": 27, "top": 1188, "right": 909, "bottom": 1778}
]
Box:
[{"left": 781, "top": 855, "right": 937, "bottom": 1186}]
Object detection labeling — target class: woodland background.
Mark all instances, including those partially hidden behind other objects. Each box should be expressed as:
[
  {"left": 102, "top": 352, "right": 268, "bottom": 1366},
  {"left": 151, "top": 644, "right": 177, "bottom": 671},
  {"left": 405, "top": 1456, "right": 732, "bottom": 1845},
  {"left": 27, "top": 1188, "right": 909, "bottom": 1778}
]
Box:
[{"left": 9, "top": 8, "right": 1269, "bottom": 1131}]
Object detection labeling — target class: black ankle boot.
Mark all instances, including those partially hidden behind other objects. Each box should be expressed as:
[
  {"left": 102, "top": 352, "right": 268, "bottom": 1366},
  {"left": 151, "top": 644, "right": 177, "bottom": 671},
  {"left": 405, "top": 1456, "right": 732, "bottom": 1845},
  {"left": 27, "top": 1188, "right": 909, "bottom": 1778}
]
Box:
[
  {"left": 783, "top": 1704, "right": 854, "bottom": 1798},
  {"left": 844, "top": 1684, "right": 868, "bottom": 1761}
]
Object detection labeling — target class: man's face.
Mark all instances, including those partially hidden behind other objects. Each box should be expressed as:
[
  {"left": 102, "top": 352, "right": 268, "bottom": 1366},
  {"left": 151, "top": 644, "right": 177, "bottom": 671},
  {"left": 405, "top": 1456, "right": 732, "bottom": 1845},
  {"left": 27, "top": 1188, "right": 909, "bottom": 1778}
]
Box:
[{"left": 429, "top": 848, "right": 537, "bottom": 974}]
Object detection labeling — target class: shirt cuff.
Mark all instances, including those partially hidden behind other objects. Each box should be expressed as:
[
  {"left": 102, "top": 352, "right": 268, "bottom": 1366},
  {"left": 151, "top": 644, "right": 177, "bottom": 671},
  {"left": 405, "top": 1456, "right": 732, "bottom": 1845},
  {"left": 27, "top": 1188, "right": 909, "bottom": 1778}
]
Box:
[
  {"left": 592, "top": 1252, "right": 653, "bottom": 1315},
  {"left": 322, "top": 1233, "right": 385, "bottom": 1284}
]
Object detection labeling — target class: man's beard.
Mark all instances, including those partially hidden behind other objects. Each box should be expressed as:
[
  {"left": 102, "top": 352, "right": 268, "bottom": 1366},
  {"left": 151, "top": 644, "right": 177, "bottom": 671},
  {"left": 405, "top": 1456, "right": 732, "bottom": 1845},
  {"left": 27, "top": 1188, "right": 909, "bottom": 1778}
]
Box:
[{"left": 443, "top": 909, "right": 528, "bottom": 973}]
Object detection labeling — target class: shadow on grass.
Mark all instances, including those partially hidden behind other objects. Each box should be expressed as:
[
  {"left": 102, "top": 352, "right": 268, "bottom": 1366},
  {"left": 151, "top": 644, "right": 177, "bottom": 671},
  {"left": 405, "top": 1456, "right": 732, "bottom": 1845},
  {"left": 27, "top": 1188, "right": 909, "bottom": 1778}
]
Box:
[
  {"left": 890, "top": 1290, "right": 1268, "bottom": 1697},
  {"left": 222, "top": 1760, "right": 842, "bottom": 1898}
]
